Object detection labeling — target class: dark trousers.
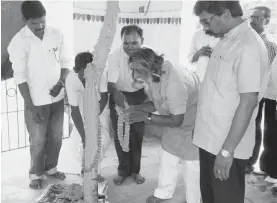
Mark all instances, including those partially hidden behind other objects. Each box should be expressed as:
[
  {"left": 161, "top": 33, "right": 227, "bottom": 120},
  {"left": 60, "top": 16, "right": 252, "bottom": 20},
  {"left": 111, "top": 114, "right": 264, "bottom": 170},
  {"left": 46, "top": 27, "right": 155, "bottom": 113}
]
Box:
[
  {"left": 260, "top": 98, "right": 277, "bottom": 178},
  {"left": 199, "top": 148, "right": 246, "bottom": 203},
  {"left": 109, "top": 88, "right": 147, "bottom": 177},
  {"left": 247, "top": 99, "right": 264, "bottom": 167},
  {"left": 25, "top": 99, "right": 64, "bottom": 177}
]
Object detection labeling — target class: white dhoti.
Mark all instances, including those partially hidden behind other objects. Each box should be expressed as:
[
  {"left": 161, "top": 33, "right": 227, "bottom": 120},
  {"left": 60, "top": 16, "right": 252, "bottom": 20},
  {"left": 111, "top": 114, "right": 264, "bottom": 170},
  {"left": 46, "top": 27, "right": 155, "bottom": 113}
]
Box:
[{"left": 154, "top": 148, "right": 201, "bottom": 203}]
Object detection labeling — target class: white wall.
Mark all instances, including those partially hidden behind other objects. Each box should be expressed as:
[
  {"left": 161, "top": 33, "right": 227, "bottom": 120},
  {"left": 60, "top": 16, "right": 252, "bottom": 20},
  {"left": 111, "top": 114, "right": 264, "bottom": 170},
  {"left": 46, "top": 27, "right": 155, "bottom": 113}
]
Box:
[{"left": 74, "top": 20, "right": 181, "bottom": 63}]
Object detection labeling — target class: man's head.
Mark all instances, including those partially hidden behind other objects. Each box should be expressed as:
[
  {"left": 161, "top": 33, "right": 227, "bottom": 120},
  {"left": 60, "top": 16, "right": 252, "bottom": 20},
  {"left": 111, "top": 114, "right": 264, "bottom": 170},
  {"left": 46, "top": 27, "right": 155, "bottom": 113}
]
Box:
[
  {"left": 250, "top": 6, "right": 271, "bottom": 34},
  {"left": 129, "top": 47, "right": 164, "bottom": 87},
  {"left": 121, "top": 25, "right": 144, "bottom": 56},
  {"left": 21, "top": 1, "right": 46, "bottom": 39},
  {"left": 194, "top": 1, "right": 243, "bottom": 37},
  {"left": 74, "top": 52, "right": 93, "bottom": 84}
]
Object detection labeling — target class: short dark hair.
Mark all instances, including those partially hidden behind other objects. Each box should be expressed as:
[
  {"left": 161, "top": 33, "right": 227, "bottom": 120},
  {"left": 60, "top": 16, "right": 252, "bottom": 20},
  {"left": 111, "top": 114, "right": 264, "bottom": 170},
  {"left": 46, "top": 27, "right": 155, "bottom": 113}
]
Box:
[
  {"left": 193, "top": 1, "right": 243, "bottom": 18},
  {"left": 254, "top": 6, "right": 271, "bottom": 19},
  {"left": 74, "top": 52, "right": 93, "bottom": 72},
  {"left": 21, "top": 1, "right": 46, "bottom": 20},
  {"left": 120, "top": 25, "right": 143, "bottom": 38}
]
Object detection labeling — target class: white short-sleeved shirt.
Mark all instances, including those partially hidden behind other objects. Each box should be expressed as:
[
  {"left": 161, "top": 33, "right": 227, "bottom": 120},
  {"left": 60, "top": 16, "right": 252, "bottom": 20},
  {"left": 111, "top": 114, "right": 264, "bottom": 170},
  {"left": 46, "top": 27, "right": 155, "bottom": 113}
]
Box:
[
  {"left": 65, "top": 67, "right": 108, "bottom": 119},
  {"left": 107, "top": 45, "right": 154, "bottom": 92},
  {"left": 193, "top": 20, "right": 270, "bottom": 159},
  {"left": 188, "top": 28, "right": 219, "bottom": 82},
  {"left": 147, "top": 61, "right": 200, "bottom": 160},
  {"left": 7, "top": 25, "right": 72, "bottom": 106}
]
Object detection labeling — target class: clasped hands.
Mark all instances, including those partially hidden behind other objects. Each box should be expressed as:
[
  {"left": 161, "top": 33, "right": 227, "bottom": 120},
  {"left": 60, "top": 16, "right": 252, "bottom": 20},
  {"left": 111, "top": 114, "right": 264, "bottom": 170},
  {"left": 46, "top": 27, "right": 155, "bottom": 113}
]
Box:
[{"left": 122, "top": 106, "right": 148, "bottom": 124}]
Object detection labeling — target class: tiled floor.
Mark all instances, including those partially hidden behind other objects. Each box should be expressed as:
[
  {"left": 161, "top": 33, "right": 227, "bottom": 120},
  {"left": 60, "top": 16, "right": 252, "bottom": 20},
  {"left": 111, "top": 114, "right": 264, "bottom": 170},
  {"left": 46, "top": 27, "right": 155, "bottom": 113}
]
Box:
[{"left": 1, "top": 135, "right": 277, "bottom": 203}]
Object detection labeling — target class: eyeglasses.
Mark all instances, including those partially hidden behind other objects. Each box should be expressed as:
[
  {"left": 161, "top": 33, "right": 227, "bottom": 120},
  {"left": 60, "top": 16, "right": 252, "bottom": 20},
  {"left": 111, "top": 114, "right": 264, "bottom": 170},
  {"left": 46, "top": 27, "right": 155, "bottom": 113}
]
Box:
[
  {"left": 249, "top": 16, "right": 265, "bottom": 21},
  {"left": 200, "top": 14, "right": 216, "bottom": 27}
]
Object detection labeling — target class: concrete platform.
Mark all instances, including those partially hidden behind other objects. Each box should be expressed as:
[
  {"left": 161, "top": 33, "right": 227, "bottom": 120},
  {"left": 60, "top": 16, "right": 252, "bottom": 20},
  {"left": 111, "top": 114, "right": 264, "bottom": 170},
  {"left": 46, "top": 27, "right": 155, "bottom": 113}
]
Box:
[{"left": 1, "top": 135, "right": 277, "bottom": 203}]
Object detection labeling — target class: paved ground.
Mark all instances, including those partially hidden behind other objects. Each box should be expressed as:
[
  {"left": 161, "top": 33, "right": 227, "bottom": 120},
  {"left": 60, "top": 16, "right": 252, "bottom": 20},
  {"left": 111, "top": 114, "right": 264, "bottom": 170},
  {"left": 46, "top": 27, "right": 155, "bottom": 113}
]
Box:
[{"left": 1, "top": 133, "right": 277, "bottom": 203}]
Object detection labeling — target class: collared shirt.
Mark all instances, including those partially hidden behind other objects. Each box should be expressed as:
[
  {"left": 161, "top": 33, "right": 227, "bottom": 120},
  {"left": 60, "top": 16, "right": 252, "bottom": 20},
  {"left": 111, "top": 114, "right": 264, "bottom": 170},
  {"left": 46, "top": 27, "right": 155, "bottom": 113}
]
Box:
[
  {"left": 260, "top": 32, "right": 277, "bottom": 65},
  {"left": 188, "top": 28, "right": 219, "bottom": 82},
  {"left": 260, "top": 32, "right": 277, "bottom": 100},
  {"left": 193, "top": 20, "right": 270, "bottom": 160},
  {"left": 65, "top": 67, "right": 108, "bottom": 119},
  {"left": 265, "top": 56, "right": 277, "bottom": 104},
  {"left": 8, "top": 25, "right": 72, "bottom": 106},
  {"left": 107, "top": 46, "right": 148, "bottom": 92},
  {"left": 147, "top": 61, "right": 200, "bottom": 160}
]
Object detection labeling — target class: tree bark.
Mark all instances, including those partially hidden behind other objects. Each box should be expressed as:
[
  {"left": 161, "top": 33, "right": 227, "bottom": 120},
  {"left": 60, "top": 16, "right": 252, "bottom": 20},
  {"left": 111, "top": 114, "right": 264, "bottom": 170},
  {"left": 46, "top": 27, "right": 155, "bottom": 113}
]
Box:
[{"left": 83, "top": 1, "right": 120, "bottom": 203}]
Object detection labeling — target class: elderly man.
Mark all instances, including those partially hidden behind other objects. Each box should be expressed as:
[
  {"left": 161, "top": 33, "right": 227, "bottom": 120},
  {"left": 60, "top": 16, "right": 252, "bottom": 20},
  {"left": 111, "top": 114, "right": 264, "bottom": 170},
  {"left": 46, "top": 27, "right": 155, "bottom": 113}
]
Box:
[
  {"left": 247, "top": 6, "right": 277, "bottom": 174},
  {"left": 8, "top": 1, "right": 71, "bottom": 189},
  {"left": 107, "top": 25, "right": 147, "bottom": 185},
  {"left": 192, "top": 1, "right": 270, "bottom": 203}
]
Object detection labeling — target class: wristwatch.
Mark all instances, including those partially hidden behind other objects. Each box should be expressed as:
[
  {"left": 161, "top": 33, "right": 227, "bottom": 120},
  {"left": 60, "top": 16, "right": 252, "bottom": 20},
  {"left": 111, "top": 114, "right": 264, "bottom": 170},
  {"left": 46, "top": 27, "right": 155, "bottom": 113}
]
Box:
[
  {"left": 220, "top": 149, "right": 231, "bottom": 158},
  {"left": 146, "top": 112, "right": 152, "bottom": 123}
]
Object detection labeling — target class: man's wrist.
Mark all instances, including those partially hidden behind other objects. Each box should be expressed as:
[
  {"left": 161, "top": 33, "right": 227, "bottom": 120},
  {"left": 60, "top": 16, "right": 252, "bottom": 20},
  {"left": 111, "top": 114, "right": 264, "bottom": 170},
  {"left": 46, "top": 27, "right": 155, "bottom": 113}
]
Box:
[
  {"left": 57, "top": 80, "right": 64, "bottom": 87},
  {"left": 220, "top": 148, "right": 233, "bottom": 158},
  {"left": 145, "top": 112, "right": 152, "bottom": 123}
]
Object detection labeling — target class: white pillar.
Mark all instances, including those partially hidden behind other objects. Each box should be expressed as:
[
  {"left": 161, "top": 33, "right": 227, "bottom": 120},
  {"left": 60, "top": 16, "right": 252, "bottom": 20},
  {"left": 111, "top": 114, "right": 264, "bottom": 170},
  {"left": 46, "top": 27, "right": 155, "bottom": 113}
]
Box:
[{"left": 179, "top": 0, "right": 198, "bottom": 68}]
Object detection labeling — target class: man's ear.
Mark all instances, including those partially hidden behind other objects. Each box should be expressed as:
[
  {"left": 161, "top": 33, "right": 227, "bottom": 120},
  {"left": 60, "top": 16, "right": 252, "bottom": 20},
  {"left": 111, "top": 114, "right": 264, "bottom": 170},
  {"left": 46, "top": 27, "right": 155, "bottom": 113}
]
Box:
[
  {"left": 141, "top": 37, "right": 144, "bottom": 45},
  {"left": 265, "top": 18, "right": 270, "bottom": 26}
]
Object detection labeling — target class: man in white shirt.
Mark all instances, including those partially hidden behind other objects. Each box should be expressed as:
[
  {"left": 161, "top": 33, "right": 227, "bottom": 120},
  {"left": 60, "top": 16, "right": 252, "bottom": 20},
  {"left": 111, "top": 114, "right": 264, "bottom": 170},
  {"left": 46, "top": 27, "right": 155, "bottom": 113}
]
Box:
[
  {"left": 192, "top": 1, "right": 269, "bottom": 203},
  {"left": 188, "top": 28, "right": 219, "bottom": 82},
  {"left": 65, "top": 52, "right": 109, "bottom": 182},
  {"left": 247, "top": 6, "right": 277, "bottom": 176},
  {"left": 7, "top": 1, "right": 71, "bottom": 189},
  {"left": 261, "top": 53, "right": 277, "bottom": 184},
  {"left": 107, "top": 25, "right": 147, "bottom": 185}
]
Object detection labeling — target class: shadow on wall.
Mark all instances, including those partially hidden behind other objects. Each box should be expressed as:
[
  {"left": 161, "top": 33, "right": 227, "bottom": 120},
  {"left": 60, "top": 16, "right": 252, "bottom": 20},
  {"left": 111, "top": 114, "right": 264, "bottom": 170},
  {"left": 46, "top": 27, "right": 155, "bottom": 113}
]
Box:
[{"left": 1, "top": 1, "right": 25, "bottom": 81}]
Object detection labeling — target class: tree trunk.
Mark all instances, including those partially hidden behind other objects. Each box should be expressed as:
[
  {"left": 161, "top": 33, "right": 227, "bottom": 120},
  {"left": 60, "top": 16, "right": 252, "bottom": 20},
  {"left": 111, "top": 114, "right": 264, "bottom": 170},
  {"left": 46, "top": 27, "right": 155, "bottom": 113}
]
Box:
[{"left": 83, "top": 1, "right": 120, "bottom": 203}]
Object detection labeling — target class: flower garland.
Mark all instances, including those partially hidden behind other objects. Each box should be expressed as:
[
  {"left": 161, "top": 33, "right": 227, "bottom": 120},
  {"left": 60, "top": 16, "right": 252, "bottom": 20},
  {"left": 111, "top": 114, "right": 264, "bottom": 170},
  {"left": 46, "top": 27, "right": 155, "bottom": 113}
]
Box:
[
  {"left": 82, "top": 65, "right": 102, "bottom": 173},
  {"left": 115, "top": 103, "right": 130, "bottom": 152},
  {"left": 82, "top": 122, "right": 102, "bottom": 173}
]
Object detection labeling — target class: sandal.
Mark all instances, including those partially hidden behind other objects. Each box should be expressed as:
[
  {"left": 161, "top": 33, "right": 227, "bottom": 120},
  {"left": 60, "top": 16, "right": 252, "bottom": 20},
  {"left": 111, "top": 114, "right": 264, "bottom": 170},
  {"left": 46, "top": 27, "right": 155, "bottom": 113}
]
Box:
[{"left": 132, "top": 173, "right": 145, "bottom": 184}]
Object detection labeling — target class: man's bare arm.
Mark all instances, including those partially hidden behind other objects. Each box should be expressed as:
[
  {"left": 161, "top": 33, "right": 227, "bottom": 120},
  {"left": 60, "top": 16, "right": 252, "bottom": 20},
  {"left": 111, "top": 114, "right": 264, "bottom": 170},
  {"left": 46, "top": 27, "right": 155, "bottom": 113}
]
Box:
[
  {"left": 222, "top": 92, "right": 259, "bottom": 153},
  {"left": 131, "top": 101, "right": 156, "bottom": 112},
  {"left": 18, "top": 82, "right": 34, "bottom": 108},
  {"left": 71, "top": 106, "right": 85, "bottom": 145}
]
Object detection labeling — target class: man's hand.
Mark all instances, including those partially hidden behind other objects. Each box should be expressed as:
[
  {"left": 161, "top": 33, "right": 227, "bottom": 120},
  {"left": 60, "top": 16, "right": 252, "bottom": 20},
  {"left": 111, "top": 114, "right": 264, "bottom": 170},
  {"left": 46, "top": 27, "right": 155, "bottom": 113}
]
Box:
[
  {"left": 126, "top": 108, "right": 148, "bottom": 124},
  {"left": 30, "top": 105, "right": 47, "bottom": 123},
  {"left": 192, "top": 46, "right": 213, "bottom": 63},
  {"left": 50, "top": 82, "right": 63, "bottom": 97},
  {"left": 113, "top": 90, "right": 127, "bottom": 108},
  {"left": 197, "top": 46, "right": 213, "bottom": 57},
  {"left": 213, "top": 152, "right": 234, "bottom": 181}
]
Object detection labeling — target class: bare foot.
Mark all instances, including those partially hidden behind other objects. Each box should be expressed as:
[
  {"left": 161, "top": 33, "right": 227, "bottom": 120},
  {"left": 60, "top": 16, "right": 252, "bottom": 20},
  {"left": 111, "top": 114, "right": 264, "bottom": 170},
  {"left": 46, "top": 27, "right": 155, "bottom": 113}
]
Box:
[
  {"left": 47, "top": 171, "right": 66, "bottom": 180},
  {"left": 132, "top": 173, "right": 145, "bottom": 184},
  {"left": 29, "top": 179, "right": 43, "bottom": 189},
  {"left": 113, "top": 176, "right": 125, "bottom": 185}
]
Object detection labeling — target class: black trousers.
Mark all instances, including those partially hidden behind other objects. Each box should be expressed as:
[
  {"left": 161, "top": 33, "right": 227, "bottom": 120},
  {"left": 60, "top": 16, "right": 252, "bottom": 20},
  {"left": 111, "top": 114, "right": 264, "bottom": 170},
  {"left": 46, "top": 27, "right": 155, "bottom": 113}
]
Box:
[
  {"left": 247, "top": 99, "right": 264, "bottom": 167},
  {"left": 199, "top": 148, "right": 246, "bottom": 203},
  {"left": 259, "top": 98, "right": 277, "bottom": 178},
  {"left": 109, "top": 88, "right": 147, "bottom": 177}
]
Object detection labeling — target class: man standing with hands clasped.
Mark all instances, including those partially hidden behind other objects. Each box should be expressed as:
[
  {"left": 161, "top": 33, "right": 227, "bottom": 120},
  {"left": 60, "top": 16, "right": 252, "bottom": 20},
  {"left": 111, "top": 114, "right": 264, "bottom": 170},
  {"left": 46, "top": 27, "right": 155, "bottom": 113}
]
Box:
[
  {"left": 107, "top": 25, "right": 147, "bottom": 186},
  {"left": 188, "top": 27, "right": 219, "bottom": 82},
  {"left": 8, "top": 1, "right": 71, "bottom": 189},
  {"left": 192, "top": 1, "right": 270, "bottom": 203}
]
